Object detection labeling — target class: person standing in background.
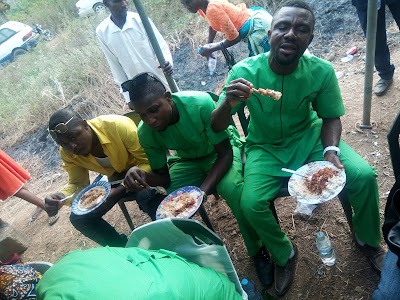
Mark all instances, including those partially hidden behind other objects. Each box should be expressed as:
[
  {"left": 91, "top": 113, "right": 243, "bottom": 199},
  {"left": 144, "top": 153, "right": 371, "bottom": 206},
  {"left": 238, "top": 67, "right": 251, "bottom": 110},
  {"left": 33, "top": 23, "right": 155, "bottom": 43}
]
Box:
[
  {"left": 352, "top": 0, "right": 400, "bottom": 96},
  {"left": 96, "top": 0, "right": 174, "bottom": 107},
  {"left": 181, "top": 0, "right": 272, "bottom": 58}
]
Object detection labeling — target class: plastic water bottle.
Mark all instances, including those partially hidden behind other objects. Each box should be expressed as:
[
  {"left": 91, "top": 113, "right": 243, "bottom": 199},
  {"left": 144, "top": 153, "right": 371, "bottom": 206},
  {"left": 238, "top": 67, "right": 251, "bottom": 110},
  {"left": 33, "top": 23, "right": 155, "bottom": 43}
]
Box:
[
  {"left": 207, "top": 53, "right": 217, "bottom": 75},
  {"left": 316, "top": 231, "right": 336, "bottom": 266},
  {"left": 241, "top": 278, "right": 262, "bottom": 300},
  {"left": 197, "top": 48, "right": 217, "bottom": 75}
]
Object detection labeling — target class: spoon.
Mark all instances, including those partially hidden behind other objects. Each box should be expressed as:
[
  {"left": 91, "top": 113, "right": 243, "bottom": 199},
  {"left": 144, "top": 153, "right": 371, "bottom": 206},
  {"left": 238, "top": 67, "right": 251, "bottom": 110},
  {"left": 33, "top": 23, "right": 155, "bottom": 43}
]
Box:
[
  {"left": 59, "top": 190, "right": 78, "bottom": 203},
  {"left": 281, "top": 168, "right": 310, "bottom": 179},
  {"left": 109, "top": 179, "right": 167, "bottom": 195}
]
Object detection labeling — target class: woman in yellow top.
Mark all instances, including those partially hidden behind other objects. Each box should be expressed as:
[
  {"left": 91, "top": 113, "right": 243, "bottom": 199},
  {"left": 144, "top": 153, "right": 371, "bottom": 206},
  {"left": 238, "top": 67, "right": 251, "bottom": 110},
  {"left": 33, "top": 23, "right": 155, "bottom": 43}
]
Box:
[
  {"left": 44, "top": 109, "right": 156, "bottom": 247},
  {"left": 181, "top": 0, "right": 272, "bottom": 57}
]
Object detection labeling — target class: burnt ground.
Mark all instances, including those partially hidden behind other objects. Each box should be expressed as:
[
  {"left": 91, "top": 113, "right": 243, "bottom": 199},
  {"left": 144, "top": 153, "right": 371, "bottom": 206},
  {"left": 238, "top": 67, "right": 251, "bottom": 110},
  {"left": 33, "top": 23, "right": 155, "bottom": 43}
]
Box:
[{"left": 2, "top": 1, "right": 400, "bottom": 299}]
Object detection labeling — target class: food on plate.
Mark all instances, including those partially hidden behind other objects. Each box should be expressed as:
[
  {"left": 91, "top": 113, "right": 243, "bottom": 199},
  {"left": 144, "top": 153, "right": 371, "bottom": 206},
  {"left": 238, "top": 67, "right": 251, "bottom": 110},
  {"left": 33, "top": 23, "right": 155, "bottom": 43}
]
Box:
[
  {"left": 305, "top": 167, "right": 339, "bottom": 195},
  {"left": 157, "top": 192, "right": 199, "bottom": 218},
  {"left": 253, "top": 88, "right": 282, "bottom": 100},
  {"left": 79, "top": 187, "right": 106, "bottom": 209}
]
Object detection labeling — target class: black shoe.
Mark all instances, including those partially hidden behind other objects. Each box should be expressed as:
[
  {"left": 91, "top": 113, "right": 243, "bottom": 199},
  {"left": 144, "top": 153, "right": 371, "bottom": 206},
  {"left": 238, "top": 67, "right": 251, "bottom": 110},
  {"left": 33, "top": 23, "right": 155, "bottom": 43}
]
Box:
[
  {"left": 253, "top": 245, "right": 274, "bottom": 286},
  {"left": 374, "top": 78, "right": 393, "bottom": 96},
  {"left": 355, "top": 241, "right": 386, "bottom": 274},
  {"left": 274, "top": 243, "right": 297, "bottom": 297}
]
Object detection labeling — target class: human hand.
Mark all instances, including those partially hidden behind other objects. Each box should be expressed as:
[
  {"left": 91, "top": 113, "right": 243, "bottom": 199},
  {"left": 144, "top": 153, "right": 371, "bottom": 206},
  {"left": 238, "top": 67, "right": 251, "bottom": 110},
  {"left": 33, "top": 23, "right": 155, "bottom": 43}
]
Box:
[
  {"left": 44, "top": 192, "right": 64, "bottom": 216},
  {"left": 198, "top": 43, "right": 219, "bottom": 57},
  {"left": 225, "top": 78, "right": 254, "bottom": 107},
  {"left": 124, "top": 167, "right": 149, "bottom": 192},
  {"left": 107, "top": 185, "right": 127, "bottom": 201},
  {"left": 159, "top": 61, "right": 173, "bottom": 75},
  {"left": 324, "top": 152, "right": 344, "bottom": 169}
]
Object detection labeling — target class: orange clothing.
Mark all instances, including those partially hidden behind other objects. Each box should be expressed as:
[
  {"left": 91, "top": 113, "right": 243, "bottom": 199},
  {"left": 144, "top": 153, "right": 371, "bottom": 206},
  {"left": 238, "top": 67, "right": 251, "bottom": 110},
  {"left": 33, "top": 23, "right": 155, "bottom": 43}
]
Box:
[
  {"left": 198, "top": 0, "right": 251, "bottom": 41},
  {"left": 0, "top": 149, "right": 30, "bottom": 200}
]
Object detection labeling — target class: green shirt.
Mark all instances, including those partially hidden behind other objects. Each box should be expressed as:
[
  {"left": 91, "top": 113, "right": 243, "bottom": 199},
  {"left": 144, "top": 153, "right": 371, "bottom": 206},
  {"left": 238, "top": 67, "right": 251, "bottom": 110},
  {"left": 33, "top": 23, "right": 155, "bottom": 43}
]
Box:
[
  {"left": 138, "top": 91, "right": 230, "bottom": 170},
  {"left": 37, "top": 247, "right": 242, "bottom": 300},
  {"left": 219, "top": 53, "right": 345, "bottom": 176}
]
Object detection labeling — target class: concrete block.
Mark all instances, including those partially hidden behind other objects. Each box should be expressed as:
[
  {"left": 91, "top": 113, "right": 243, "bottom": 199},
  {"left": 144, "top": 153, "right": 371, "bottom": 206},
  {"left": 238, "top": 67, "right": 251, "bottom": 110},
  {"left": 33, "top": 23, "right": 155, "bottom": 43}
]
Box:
[{"left": 0, "top": 225, "right": 30, "bottom": 261}]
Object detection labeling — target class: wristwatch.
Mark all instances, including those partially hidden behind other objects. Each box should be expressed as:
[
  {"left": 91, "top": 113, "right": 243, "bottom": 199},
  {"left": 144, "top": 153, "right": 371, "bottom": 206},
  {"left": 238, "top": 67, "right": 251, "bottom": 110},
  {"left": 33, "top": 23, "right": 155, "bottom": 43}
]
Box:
[{"left": 323, "top": 146, "right": 340, "bottom": 157}]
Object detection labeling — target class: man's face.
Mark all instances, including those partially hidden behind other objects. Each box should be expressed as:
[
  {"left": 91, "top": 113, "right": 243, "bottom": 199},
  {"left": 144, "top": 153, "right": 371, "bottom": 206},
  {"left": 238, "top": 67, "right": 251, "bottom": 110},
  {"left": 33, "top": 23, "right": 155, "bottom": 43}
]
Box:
[
  {"left": 268, "top": 7, "right": 314, "bottom": 67},
  {"left": 180, "top": 0, "right": 201, "bottom": 13},
  {"left": 104, "top": 0, "right": 128, "bottom": 19},
  {"left": 55, "top": 121, "right": 93, "bottom": 156},
  {"left": 133, "top": 95, "right": 173, "bottom": 132}
]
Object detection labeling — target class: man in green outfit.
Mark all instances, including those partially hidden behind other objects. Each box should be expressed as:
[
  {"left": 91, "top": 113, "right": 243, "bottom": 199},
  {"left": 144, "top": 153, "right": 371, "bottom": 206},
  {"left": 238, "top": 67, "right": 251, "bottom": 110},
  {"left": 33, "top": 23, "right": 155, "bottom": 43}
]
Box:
[
  {"left": 121, "top": 72, "right": 273, "bottom": 286},
  {"left": 211, "top": 0, "right": 385, "bottom": 296}
]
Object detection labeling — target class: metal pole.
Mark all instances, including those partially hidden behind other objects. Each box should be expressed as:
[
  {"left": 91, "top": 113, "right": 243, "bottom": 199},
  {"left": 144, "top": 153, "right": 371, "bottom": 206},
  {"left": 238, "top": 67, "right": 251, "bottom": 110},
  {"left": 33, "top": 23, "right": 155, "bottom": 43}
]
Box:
[
  {"left": 360, "top": 0, "right": 378, "bottom": 129},
  {"left": 131, "top": 0, "right": 179, "bottom": 92}
]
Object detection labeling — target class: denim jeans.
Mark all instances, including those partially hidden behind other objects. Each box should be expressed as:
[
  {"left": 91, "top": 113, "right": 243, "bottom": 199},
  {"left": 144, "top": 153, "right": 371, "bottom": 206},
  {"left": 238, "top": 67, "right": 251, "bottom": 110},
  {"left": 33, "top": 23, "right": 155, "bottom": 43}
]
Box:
[
  {"left": 70, "top": 189, "right": 163, "bottom": 247},
  {"left": 372, "top": 250, "right": 400, "bottom": 299},
  {"left": 355, "top": 0, "right": 400, "bottom": 80}
]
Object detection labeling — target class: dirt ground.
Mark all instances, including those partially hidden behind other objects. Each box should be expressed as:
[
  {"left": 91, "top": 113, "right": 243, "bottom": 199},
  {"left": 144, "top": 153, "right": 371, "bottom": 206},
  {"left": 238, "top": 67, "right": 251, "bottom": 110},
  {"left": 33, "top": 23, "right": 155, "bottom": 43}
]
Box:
[{"left": 1, "top": 3, "right": 400, "bottom": 300}]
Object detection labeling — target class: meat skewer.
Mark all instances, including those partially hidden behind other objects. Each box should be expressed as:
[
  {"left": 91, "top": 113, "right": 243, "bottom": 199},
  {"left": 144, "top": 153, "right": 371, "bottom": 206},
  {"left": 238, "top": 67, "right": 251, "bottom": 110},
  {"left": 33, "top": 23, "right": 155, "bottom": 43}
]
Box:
[{"left": 252, "top": 87, "right": 282, "bottom": 100}]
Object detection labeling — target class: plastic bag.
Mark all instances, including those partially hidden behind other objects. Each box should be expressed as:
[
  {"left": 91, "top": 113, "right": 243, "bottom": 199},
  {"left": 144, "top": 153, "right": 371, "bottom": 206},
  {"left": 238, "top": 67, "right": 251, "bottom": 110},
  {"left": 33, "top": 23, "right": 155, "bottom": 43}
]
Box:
[{"left": 294, "top": 202, "right": 318, "bottom": 217}]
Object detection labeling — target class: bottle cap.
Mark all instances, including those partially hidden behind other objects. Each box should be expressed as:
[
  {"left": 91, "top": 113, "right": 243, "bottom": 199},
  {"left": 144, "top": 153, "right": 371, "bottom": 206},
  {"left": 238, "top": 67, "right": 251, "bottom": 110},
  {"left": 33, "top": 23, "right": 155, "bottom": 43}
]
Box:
[
  {"left": 241, "top": 278, "right": 249, "bottom": 285},
  {"left": 316, "top": 231, "right": 324, "bottom": 238},
  {"left": 197, "top": 47, "right": 202, "bottom": 54}
]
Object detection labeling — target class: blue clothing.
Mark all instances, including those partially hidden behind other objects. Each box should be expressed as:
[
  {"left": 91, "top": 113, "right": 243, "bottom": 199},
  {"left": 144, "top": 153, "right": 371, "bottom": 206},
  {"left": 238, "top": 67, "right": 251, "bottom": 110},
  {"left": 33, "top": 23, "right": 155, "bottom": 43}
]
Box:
[{"left": 372, "top": 250, "right": 400, "bottom": 300}]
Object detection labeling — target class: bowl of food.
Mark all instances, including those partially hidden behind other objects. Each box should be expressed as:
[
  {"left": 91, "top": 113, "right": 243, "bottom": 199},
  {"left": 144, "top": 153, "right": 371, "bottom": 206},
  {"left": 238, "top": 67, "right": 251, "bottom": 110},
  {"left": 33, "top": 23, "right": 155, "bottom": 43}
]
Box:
[
  {"left": 156, "top": 186, "right": 204, "bottom": 219},
  {"left": 288, "top": 161, "right": 346, "bottom": 205},
  {"left": 71, "top": 181, "right": 110, "bottom": 215}
]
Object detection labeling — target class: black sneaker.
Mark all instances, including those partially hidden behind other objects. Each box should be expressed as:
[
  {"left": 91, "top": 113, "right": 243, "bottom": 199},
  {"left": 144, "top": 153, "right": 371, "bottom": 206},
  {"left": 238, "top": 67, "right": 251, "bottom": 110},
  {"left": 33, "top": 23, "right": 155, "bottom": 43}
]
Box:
[{"left": 253, "top": 245, "right": 274, "bottom": 286}]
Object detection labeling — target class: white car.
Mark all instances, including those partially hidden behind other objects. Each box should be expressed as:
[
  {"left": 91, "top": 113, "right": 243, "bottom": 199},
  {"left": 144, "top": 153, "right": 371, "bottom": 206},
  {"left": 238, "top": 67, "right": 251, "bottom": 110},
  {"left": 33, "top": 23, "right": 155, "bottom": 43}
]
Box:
[
  {"left": 0, "top": 21, "right": 39, "bottom": 66},
  {"left": 76, "top": 0, "right": 107, "bottom": 17}
]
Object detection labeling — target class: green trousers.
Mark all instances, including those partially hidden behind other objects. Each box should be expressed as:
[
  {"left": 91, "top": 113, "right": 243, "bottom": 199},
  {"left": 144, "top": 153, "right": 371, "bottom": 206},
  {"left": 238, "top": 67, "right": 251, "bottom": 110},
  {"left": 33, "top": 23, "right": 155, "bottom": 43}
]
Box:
[
  {"left": 168, "top": 146, "right": 262, "bottom": 256},
  {"left": 241, "top": 139, "right": 382, "bottom": 266}
]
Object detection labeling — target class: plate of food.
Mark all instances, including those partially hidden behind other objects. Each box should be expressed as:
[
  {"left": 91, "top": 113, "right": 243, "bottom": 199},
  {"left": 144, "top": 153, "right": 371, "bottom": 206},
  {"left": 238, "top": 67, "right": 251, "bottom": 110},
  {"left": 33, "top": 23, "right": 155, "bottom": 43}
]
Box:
[
  {"left": 71, "top": 181, "right": 111, "bottom": 215},
  {"left": 156, "top": 186, "right": 205, "bottom": 219},
  {"left": 288, "top": 161, "right": 346, "bottom": 204}
]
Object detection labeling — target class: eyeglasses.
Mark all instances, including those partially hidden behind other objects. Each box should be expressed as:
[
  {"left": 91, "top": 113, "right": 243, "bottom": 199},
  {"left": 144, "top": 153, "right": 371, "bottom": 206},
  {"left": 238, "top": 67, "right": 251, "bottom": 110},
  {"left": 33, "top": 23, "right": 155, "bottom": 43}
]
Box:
[
  {"left": 48, "top": 116, "right": 74, "bottom": 141},
  {"left": 121, "top": 72, "right": 161, "bottom": 92}
]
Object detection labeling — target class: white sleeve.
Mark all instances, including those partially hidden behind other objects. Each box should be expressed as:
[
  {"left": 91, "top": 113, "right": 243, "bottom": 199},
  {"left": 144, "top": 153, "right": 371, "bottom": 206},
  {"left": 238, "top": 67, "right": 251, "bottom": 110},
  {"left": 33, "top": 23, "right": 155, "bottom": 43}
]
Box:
[
  {"left": 96, "top": 30, "right": 129, "bottom": 86},
  {"left": 149, "top": 18, "right": 173, "bottom": 66}
]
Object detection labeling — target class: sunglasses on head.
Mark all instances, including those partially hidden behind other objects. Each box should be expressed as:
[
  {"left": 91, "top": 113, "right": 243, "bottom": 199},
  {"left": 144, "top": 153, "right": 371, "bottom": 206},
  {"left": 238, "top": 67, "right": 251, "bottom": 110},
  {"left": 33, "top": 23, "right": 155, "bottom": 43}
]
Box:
[
  {"left": 121, "top": 72, "right": 161, "bottom": 92},
  {"left": 48, "top": 116, "right": 74, "bottom": 141}
]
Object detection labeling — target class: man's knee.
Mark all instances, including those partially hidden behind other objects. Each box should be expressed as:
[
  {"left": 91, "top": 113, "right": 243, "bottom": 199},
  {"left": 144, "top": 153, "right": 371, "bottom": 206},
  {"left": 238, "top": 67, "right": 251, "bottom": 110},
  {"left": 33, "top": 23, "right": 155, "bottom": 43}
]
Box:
[
  {"left": 240, "top": 191, "right": 271, "bottom": 217},
  {"left": 69, "top": 213, "right": 92, "bottom": 230},
  {"left": 349, "top": 162, "right": 377, "bottom": 186}
]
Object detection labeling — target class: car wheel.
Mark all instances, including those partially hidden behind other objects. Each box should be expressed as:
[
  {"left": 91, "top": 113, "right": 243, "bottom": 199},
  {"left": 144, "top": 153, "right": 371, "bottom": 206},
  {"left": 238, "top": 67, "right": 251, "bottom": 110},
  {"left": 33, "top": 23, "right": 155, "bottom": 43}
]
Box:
[
  {"left": 13, "top": 48, "right": 27, "bottom": 60},
  {"left": 93, "top": 3, "right": 106, "bottom": 14}
]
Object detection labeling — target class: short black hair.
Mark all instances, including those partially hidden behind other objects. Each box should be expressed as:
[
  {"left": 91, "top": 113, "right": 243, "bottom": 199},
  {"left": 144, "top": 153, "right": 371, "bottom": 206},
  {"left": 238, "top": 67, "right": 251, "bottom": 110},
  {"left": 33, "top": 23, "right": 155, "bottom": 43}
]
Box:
[
  {"left": 122, "top": 72, "right": 166, "bottom": 104},
  {"left": 48, "top": 108, "right": 83, "bottom": 130},
  {"left": 274, "top": 0, "right": 315, "bottom": 22}
]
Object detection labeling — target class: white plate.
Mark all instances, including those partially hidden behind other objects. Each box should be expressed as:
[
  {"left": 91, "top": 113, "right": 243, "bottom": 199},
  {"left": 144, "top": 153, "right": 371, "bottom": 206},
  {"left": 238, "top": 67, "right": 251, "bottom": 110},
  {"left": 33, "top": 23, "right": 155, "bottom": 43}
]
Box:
[
  {"left": 156, "top": 186, "right": 204, "bottom": 219},
  {"left": 288, "top": 161, "right": 346, "bottom": 204},
  {"left": 71, "top": 181, "right": 110, "bottom": 215}
]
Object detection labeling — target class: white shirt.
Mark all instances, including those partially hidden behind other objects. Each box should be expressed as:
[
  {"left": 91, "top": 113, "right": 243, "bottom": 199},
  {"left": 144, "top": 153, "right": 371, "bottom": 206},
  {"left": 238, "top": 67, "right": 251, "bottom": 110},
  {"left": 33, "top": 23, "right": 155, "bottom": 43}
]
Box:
[{"left": 96, "top": 11, "right": 173, "bottom": 102}]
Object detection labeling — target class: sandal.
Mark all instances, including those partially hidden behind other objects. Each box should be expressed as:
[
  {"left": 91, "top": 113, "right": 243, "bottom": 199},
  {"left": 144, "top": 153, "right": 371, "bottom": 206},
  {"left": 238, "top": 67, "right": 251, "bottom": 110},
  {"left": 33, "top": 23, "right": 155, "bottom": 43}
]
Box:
[
  {"left": 48, "top": 212, "right": 59, "bottom": 226},
  {"left": 29, "top": 207, "right": 43, "bottom": 223}
]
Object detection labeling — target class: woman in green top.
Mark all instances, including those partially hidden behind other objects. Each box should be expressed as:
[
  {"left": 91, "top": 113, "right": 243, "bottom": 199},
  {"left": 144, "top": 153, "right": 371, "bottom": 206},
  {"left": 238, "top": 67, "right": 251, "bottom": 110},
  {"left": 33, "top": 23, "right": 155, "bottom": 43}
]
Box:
[{"left": 122, "top": 72, "right": 274, "bottom": 286}]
